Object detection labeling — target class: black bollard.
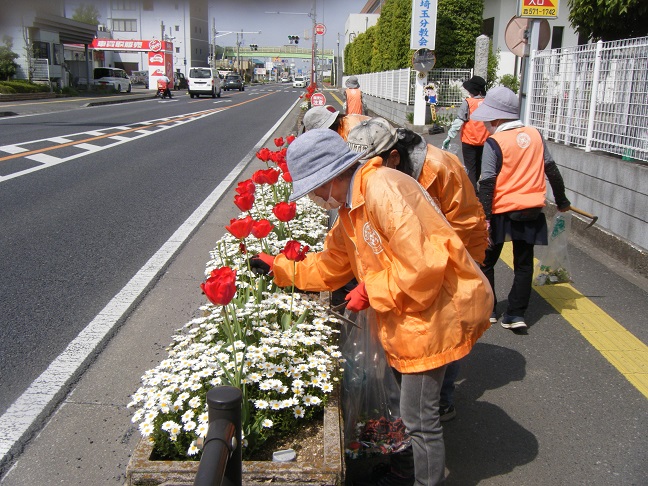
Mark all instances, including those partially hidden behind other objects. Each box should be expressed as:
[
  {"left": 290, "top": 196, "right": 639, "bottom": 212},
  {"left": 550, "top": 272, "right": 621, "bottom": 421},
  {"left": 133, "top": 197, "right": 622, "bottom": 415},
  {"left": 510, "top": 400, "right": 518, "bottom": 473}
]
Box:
[{"left": 194, "top": 386, "right": 243, "bottom": 486}]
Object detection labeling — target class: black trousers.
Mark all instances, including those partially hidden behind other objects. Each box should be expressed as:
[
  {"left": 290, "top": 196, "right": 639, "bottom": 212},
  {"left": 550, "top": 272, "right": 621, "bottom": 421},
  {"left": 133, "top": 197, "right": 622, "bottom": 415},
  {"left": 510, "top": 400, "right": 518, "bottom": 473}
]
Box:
[
  {"left": 461, "top": 142, "right": 484, "bottom": 193},
  {"left": 481, "top": 239, "right": 535, "bottom": 318}
]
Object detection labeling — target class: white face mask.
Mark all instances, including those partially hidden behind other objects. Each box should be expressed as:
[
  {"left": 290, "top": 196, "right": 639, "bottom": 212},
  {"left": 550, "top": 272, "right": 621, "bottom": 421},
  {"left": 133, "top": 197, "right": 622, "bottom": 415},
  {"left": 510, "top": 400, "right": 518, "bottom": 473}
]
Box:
[{"left": 309, "top": 180, "right": 343, "bottom": 210}]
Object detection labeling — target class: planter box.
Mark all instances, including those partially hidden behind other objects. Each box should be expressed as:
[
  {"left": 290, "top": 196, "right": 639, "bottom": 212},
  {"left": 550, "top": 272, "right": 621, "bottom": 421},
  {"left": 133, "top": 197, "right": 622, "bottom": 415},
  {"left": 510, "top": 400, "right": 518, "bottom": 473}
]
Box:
[{"left": 125, "top": 393, "right": 344, "bottom": 485}]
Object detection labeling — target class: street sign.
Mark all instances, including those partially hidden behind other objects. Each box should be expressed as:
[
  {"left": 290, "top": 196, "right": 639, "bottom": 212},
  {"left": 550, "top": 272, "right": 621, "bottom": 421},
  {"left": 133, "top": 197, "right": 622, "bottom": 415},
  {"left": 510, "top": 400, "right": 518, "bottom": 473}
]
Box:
[
  {"left": 517, "top": 0, "right": 559, "bottom": 18},
  {"left": 310, "top": 92, "right": 326, "bottom": 106},
  {"left": 315, "top": 23, "right": 326, "bottom": 35}
]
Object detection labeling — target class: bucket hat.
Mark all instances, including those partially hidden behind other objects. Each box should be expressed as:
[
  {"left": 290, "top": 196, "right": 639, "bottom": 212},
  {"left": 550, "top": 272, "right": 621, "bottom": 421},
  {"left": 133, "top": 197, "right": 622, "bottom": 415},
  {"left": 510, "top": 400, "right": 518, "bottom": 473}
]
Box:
[
  {"left": 286, "top": 128, "right": 366, "bottom": 201},
  {"left": 462, "top": 75, "right": 486, "bottom": 96},
  {"left": 346, "top": 118, "right": 399, "bottom": 159},
  {"left": 345, "top": 76, "right": 360, "bottom": 89},
  {"left": 470, "top": 86, "right": 520, "bottom": 121},
  {"left": 303, "top": 105, "right": 340, "bottom": 131}
]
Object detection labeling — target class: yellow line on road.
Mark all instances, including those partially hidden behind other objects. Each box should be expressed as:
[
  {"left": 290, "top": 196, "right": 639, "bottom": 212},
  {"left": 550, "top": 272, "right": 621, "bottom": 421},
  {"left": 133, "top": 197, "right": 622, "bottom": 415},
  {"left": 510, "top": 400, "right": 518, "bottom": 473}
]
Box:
[{"left": 500, "top": 242, "right": 648, "bottom": 398}]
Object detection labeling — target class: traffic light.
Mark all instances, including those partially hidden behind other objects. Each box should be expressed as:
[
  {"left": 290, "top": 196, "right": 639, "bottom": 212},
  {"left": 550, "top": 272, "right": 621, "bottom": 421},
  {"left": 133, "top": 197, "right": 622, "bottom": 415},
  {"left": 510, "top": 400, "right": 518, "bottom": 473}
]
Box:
[
  {"left": 288, "top": 35, "right": 299, "bottom": 45},
  {"left": 250, "top": 44, "right": 258, "bottom": 51}
]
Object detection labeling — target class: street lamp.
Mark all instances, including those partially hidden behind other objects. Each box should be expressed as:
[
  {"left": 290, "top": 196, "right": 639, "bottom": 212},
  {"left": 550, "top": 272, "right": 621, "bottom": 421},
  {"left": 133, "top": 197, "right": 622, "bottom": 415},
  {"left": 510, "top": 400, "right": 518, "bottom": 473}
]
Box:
[{"left": 336, "top": 33, "right": 340, "bottom": 87}]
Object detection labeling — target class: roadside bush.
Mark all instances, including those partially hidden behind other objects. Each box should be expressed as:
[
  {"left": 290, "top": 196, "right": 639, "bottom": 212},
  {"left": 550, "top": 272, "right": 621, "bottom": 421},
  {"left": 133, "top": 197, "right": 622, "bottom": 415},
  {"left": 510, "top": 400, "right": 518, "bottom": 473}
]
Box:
[
  {"left": 0, "top": 80, "right": 50, "bottom": 94},
  {"left": 61, "top": 86, "right": 80, "bottom": 96},
  {"left": 498, "top": 74, "right": 520, "bottom": 94}
]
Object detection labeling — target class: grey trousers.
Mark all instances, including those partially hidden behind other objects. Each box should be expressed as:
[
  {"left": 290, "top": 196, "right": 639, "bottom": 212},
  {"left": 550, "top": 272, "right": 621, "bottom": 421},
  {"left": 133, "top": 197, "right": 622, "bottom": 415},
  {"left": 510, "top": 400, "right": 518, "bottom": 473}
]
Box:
[{"left": 400, "top": 366, "right": 447, "bottom": 485}]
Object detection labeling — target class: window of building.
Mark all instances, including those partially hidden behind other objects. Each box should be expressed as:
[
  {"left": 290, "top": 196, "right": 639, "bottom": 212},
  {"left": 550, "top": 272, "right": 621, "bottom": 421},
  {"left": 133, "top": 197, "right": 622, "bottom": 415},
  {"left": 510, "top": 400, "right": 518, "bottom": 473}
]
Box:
[
  {"left": 551, "top": 26, "right": 564, "bottom": 49},
  {"left": 111, "top": 1, "right": 136, "bottom": 10},
  {"left": 32, "top": 41, "right": 50, "bottom": 62},
  {"left": 112, "top": 19, "right": 137, "bottom": 32},
  {"left": 175, "top": 25, "right": 179, "bottom": 31},
  {"left": 577, "top": 31, "right": 589, "bottom": 45},
  {"left": 176, "top": 47, "right": 180, "bottom": 53},
  {"left": 482, "top": 17, "right": 495, "bottom": 38},
  {"left": 142, "top": 0, "right": 153, "bottom": 11}
]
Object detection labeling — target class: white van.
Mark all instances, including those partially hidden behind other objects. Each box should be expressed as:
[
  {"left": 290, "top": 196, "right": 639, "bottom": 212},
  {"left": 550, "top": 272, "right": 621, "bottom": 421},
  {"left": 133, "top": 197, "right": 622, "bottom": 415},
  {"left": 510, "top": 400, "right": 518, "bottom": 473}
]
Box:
[
  {"left": 93, "top": 67, "right": 131, "bottom": 92},
  {"left": 187, "top": 67, "right": 222, "bottom": 98}
]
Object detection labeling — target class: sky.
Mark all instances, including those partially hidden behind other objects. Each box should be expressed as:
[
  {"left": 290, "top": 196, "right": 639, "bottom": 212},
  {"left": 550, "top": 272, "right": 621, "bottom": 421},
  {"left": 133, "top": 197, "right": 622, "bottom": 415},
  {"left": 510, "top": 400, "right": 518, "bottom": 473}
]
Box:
[{"left": 209, "top": 0, "right": 369, "bottom": 52}]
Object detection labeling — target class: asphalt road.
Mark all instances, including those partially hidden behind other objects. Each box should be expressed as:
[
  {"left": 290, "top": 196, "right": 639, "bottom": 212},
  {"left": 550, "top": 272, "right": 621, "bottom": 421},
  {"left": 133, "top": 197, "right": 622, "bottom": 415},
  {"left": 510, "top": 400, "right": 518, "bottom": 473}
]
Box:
[{"left": 0, "top": 87, "right": 646, "bottom": 485}]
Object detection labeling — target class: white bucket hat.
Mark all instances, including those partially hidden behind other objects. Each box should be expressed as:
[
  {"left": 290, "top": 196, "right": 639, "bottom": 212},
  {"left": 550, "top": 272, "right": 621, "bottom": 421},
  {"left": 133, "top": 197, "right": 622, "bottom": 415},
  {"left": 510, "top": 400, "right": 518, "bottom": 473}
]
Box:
[
  {"left": 303, "top": 105, "right": 340, "bottom": 131},
  {"left": 470, "top": 86, "right": 520, "bottom": 121}
]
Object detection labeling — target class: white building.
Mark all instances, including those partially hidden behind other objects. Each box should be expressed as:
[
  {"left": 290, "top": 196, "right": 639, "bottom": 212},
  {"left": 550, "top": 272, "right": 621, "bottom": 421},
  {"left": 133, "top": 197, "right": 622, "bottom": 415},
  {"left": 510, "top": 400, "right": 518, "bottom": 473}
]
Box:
[
  {"left": 89, "top": 0, "right": 210, "bottom": 77},
  {"left": 344, "top": 13, "right": 379, "bottom": 46}
]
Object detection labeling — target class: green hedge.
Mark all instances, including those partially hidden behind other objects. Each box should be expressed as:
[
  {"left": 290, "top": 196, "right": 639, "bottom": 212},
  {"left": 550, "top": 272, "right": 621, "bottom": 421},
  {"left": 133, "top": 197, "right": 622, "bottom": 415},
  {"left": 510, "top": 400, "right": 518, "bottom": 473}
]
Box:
[{"left": 0, "top": 80, "right": 50, "bottom": 94}]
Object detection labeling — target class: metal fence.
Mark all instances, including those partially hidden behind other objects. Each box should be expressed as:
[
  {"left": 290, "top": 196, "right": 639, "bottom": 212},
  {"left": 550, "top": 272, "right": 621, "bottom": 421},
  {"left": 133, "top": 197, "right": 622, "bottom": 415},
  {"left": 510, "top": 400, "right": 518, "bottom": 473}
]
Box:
[
  {"left": 344, "top": 67, "right": 472, "bottom": 107},
  {"left": 526, "top": 36, "right": 648, "bottom": 163}
]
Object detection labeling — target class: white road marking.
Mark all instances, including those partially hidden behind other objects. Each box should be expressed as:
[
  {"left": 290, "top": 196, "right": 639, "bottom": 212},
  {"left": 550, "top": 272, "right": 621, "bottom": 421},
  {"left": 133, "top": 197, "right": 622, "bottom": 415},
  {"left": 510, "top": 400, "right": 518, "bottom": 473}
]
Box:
[{"left": 0, "top": 97, "right": 300, "bottom": 463}]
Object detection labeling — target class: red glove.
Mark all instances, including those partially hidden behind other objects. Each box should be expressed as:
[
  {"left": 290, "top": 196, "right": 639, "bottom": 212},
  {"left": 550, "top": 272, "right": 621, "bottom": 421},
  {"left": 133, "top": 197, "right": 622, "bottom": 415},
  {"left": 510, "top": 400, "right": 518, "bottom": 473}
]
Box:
[
  {"left": 250, "top": 252, "right": 275, "bottom": 275},
  {"left": 344, "top": 281, "right": 370, "bottom": 313}
]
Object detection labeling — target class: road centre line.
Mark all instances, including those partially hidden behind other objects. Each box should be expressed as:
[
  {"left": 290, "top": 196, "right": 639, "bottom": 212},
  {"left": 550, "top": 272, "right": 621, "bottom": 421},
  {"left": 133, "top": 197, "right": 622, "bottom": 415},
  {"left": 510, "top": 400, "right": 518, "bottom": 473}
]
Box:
[
  {"left": 500, "top": 242, "right": 648, "bottom": 398},
  {"left": 0, "top": 92, "right": 276, "bottom": 183},
  {"left": 0, "top": 95, "right": 300, "bottom": 465}
]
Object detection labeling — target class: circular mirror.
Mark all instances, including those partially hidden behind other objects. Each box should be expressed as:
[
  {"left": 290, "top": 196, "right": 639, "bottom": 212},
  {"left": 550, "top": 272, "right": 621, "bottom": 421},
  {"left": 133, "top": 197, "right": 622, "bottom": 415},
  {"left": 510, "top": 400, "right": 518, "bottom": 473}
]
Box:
[{"left": 412, "top": 48, "right": 436, "bottom": 73}]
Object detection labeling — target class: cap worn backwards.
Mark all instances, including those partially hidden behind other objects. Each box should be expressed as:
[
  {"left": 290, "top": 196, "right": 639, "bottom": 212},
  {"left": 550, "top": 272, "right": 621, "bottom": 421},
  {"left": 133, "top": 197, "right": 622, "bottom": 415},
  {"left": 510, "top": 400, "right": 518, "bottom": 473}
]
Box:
[
  {"left": 286, "top": 128, "right": 366, "bottom": 202},
  {"left": 346, "top": 117, "right": 399, "bottom": 160}
]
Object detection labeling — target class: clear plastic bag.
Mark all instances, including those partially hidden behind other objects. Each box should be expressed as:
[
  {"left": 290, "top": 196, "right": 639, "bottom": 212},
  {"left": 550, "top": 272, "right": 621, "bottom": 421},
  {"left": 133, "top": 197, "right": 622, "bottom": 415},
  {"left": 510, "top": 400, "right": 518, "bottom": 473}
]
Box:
[
  {"left": 341, "top": 308, "right": 411, "bottom": 459},
  {"left": 533, "top": 212, "right": 573, "bottom": 285}
]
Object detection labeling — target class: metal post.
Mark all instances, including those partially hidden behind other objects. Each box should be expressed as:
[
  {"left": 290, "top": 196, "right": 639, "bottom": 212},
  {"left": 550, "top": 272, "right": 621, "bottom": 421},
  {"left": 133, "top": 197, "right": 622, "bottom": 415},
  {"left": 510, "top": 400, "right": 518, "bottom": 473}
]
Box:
[
  {"left": 585, "top": 40, "right": 603, "bottom": 153},
  {"left": 193, "top": 386, "right": 242, "bottom": 486}
]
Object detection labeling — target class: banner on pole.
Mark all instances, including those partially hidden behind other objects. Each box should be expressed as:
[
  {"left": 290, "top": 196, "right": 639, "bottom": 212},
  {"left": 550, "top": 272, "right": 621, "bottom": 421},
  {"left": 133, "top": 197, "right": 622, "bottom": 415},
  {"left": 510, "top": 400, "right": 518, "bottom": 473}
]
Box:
[{"left": 410, "top": 0, "right": 438, "bottom": 50}]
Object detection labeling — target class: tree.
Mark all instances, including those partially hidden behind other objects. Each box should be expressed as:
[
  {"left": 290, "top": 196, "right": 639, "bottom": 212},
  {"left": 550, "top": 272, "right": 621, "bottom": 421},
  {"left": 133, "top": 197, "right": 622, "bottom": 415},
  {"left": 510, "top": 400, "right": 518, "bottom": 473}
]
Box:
[
  {"left": 371, "top": 0, "right": 413, "bottom": 71},
  {"left": 345, "top": 28, "right": 376, "bottom": 75},
  {"left": 72, "top": 4, "right": 101, "bottom": 26},
  {"left": 0, "top": 35, "right": 19, "bottom": 81},
  {"left": 568, "top": 0, "right": 647, "bottom": 41},
  {"left": 435, "top": 0, "right": 483, "bottom": 68}
]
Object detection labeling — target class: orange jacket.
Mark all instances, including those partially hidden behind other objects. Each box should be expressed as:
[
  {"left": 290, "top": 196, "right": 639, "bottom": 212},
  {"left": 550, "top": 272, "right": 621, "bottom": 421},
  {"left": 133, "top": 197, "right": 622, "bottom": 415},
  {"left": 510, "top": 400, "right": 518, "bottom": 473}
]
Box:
[
  {"left": 273, "top": 157, "right": 493, "bottom": 373},
  {"left": 345, "top": 88, "right": 364, "bottom": 115},
  {"left": 418, "top": 144, "right": 488, "bottom": 264},
  {"left": 490, "top": 127, "right": 546, "bottom": 214},
  {"left": 461, "top": 97, "right": 489, "bottom": 146},
  {"left": 337, "top": 114, "right": 370, "bottom": 140}
]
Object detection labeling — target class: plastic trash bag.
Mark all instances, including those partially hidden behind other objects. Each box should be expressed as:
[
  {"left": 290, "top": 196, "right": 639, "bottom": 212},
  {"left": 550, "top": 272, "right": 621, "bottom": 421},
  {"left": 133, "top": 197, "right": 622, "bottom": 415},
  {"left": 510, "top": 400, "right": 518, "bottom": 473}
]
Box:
[
  {"left": 341, "top": 308, "right": 411, "bottom": 459},
  {"left": 533, "top": 212, "right": 573, "bottom": 285}
]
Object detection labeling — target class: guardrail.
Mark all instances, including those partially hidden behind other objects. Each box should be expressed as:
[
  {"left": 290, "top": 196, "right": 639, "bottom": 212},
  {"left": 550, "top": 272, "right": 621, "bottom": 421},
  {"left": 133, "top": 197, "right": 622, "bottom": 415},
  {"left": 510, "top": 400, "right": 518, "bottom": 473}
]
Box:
[{"left": 194, "top": 386, "right": 243, "bottom": 486}]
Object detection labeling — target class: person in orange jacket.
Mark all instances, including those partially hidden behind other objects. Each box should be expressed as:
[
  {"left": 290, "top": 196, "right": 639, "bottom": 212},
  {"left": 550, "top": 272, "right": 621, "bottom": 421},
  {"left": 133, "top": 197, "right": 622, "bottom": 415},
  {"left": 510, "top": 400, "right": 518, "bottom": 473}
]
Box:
[
  {"left": 442, "top": 76, "right": 489, "bottom": 192},
  {"left": 252, "top": 128, "right": 493, "bottom": 485},
  {"left": 344, "top": 76, "right": 366, "bottom": 115},
  {"left": 471, "top": 86, "right": 571, "bottom": 330},
  {"left": 302, "top": 104, "right": 369, "bottom": 140}
]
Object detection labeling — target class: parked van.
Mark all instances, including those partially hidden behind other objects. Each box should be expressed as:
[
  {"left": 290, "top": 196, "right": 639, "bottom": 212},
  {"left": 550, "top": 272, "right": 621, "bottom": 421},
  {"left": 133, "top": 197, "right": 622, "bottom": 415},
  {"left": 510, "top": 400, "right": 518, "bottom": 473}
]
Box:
[
  {"left": 93, "top": 67, "right": 131, "bottom": 92},
  {"left": 187, "top": 67, "right": 222, "bottom": 98}
]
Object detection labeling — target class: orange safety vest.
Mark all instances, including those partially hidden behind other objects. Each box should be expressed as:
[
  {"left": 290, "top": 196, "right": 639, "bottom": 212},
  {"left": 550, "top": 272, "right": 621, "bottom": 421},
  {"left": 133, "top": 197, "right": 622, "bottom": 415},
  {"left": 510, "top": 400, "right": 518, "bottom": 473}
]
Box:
[
  {"left": 490, "top": 127, "right": 547, "bottom": 214},
  {"left": 345, "top": 88, "right": 363, "bottom": 115},
  {"left": 461, "top": 98, "right": 489, "bottom": 146}
]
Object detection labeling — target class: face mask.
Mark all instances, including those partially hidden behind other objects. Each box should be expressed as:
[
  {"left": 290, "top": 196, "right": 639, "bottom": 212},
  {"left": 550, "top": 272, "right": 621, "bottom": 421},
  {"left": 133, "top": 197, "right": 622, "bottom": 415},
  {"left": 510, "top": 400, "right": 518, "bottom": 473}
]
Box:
[
  {"left": 309, "top": 181, "right": 343, "bottom": 210},
  {"left": 484, "top": 121, "right": 497, "bottom": 135}
]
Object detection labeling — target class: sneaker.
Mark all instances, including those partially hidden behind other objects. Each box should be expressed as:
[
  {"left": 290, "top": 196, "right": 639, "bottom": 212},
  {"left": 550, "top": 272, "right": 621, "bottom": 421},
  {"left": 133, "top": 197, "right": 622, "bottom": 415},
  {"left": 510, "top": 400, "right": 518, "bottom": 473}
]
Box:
[
  {"left": 501, "top": 314, "right": 528, "bottom": 330},
  {"left": 489, "top": 312, "right": 498, "bottom": 323},
  {"left": 439, "top": 403, "right": 456, "bottom": 422}
]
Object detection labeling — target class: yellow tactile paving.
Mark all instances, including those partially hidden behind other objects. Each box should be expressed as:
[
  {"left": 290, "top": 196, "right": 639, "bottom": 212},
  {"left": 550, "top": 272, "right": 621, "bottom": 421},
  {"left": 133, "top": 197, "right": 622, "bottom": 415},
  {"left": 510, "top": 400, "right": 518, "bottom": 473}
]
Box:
[{"left": 499, "top": 242, "right": 648, "bottom": 398}]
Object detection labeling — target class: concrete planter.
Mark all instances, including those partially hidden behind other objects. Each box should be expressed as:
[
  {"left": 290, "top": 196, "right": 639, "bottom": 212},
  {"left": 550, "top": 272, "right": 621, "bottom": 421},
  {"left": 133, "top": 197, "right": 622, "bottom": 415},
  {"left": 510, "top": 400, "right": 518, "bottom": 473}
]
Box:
[{"left": 125, "top": 392, "right": 344, "bottom": 486}]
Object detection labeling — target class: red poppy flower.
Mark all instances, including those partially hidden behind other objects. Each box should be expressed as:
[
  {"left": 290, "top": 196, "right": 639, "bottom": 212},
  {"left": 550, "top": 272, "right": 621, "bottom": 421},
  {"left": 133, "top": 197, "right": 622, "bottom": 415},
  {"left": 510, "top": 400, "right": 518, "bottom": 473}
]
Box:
[
  {"left": 274, "top": 137, "right": 284, "bottom": 147},
  {"left": 256, "top": 147, "right": 271, "bottom": 162},
  {"left": 239, "top": 242, "right": 247, "bottom": 254},
  {"left": 287, "top": 135, "right": 296, "bottom": 145},
  {"left": 226, "top": 215, "right": 254, "bottom": 239},
  {"left": 252, "top": 168, "right": 280, "bottom": 185},
  {"left": 201, "top": 266, "right": 237, "bottom": 306},
  {"left": 282, "top": 171, "right": 293, "bottom": 182},
  {"left": 281, "top": 240, "right": 309, "bottom": 261},
  {"left": 251, "top": 219, "right": 274, "bottom": 238},
  {"left": 235, "top": 179, "right": 256, "bottom": 196},
  {"left": 234, "top": 192, "right": 255, "bottom": 212},
  {"left": 272, "top": 201, "right": 297, "bottom": 222},
  {"left": 277, "top": 161, "right": 288, "bottom": 173}
]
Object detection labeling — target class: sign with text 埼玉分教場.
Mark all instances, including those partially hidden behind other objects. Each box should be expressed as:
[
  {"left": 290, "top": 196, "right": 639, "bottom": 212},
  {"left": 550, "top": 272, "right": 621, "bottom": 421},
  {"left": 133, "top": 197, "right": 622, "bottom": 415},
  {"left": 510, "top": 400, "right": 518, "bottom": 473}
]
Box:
[
  {"left": 517, "top": 0, "right": 560, "bottom": 19},
  {"left": 410, "top": 0, "right": 438, "bottom": 50}
]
